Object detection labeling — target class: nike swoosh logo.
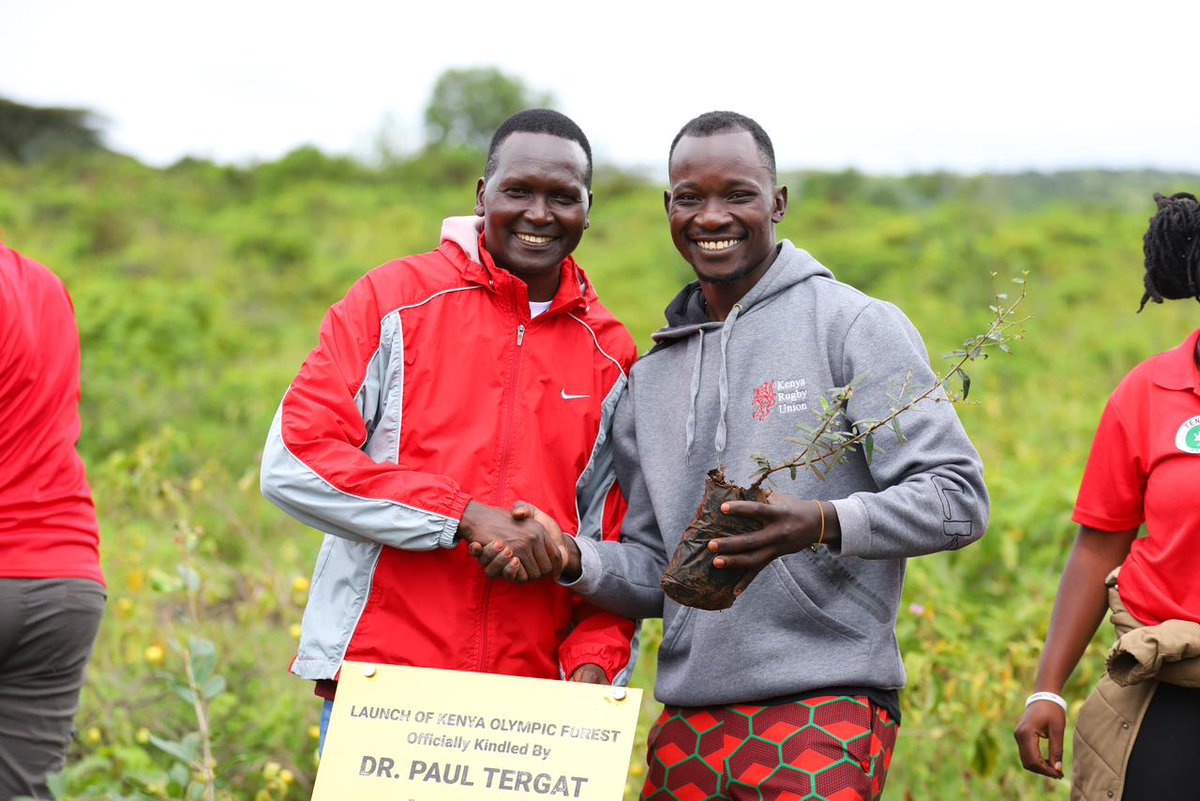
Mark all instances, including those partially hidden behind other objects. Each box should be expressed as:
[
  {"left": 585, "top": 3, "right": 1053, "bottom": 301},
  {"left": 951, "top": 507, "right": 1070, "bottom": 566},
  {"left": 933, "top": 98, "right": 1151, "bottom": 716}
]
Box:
[{"left": 561, "top": 390, "right": 591, "bottom": 400}]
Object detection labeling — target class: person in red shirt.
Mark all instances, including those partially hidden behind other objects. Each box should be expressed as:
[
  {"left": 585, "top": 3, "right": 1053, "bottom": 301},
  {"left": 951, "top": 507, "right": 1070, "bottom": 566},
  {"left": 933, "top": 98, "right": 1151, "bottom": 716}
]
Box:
[
  {"left": 0, "top": 244, "right": 106, "bottom": 800},
  {"left": 259, "top": 110, "right": 638, "bottom": 752},
  {"left": 1014, "top": 192, "right": 1200, "bottom": 799}
]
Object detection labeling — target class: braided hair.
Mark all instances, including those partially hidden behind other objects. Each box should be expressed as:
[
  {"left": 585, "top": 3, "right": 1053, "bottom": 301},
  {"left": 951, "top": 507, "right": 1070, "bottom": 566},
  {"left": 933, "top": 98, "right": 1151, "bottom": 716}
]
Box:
[{"left": 1139, "top": 191, "right": 1200, "bottom": 312}]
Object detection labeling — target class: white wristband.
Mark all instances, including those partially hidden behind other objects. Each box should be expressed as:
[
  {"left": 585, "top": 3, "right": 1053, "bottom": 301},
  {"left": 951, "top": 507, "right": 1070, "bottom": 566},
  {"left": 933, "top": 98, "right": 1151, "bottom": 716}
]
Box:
[{"left": 1025, "top": 691, "right": 1068, "bottom": 713}]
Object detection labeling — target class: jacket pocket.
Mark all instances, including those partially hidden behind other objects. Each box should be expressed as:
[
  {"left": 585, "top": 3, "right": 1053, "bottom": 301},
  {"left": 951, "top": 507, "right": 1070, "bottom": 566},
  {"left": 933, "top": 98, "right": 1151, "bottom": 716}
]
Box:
[
  {"left": 770, "top": 560, "right": 865, "bottom": 643},
  {"left": 659, "top": 603, "right": 697, "bottom": 653},
  {"left": 806, "top": 547, "right": 892, "bottom": 625}
]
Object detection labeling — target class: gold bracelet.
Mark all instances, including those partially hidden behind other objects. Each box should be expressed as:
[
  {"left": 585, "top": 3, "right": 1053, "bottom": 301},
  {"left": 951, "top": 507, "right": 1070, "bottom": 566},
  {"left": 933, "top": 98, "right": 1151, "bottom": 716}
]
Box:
[{"left": 811, "top": 500, "right": 825, "bottom": 552}]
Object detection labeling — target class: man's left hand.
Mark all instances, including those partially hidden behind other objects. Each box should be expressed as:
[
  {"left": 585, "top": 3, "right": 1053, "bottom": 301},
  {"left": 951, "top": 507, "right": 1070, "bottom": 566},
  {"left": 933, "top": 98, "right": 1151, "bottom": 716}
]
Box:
[
  {"left": 568, "top": 664, "right": 608, "bottom": 684},
  {"left": 709, "top": 495, "right": 840, "bottom": 597}
]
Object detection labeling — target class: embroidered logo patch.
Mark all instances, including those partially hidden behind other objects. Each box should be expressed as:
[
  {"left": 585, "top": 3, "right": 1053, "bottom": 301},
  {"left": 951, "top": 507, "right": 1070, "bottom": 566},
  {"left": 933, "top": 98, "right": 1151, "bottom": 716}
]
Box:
[
  {"left": 752, "top": 381, "right": 777, "bottom": 421},
  {"left": 1176, "top": 416, "right": 1200, "bottom": 454},
  {"left": 751, "top": 378, "right": 808, "bottom": 421}
]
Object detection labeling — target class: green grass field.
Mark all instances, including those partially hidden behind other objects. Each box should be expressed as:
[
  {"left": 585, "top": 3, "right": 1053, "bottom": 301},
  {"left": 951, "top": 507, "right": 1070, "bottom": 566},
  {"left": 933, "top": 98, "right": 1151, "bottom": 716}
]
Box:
[{"left": 2, "top": 150, "right": 1197, "bottom": 800}]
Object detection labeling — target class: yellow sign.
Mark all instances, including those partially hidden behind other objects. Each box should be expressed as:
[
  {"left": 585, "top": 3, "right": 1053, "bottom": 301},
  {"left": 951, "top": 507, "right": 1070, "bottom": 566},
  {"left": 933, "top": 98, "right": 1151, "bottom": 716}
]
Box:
[{"left": 312, "top": 662, "right": 643, "bottom": 801}]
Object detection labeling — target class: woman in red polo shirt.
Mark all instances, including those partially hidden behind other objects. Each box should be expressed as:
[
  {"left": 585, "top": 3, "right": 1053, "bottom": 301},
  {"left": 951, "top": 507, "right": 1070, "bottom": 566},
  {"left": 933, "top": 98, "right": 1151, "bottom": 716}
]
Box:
[
  {"left": 1014, "top": 192, "right": 1200, "bottom": 799},
  {"left": 0, "top": 244, "right": 106, "bottom": 801}
]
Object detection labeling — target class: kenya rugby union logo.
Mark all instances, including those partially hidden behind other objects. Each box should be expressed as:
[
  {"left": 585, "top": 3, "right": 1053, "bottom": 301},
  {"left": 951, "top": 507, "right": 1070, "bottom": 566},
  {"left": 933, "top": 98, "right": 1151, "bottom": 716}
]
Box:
[
  {"left": 751, "top": 378, "right": 808, "bottom": 421},
  {"left": 1176, "top": 416, "right": 1200, "bottom": 454}
]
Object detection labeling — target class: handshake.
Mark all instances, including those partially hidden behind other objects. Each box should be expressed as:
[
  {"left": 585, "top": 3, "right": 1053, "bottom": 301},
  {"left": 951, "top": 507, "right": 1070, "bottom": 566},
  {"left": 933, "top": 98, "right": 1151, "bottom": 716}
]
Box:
[
  {"left": 458, "top": 500, "right": 579, "bottom": 584},
  {"left": 458, "top": 500, "right": 605, "bottom": 685}
]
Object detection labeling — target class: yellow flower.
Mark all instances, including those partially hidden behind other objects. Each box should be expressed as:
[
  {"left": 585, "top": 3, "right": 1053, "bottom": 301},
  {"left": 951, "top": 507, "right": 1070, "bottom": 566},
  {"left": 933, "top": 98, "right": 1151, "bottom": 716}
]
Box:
[
  {"left": 291, "top": 576, "right": 310, "bottom": 594},
  {"left": 116, "top": 597, "right": 135, "bottom": 616},
  {"left": 84, "top": 727, "right": 101, "bottom": 744},
  {"left": 289, "top": 623, "right": 302, "bottom": 640},
  {"left": 280, "top": 769, "right": 294, "bottom": 785},
  {"left": 135, "top": 727, "right": 151, "bottom": 744},
  {"left": 308, "top": 725, "right": 321, "bottom": 740},
  {"left": 262, "top": 761, "right": 281, "bottom": 780},
  {"left": 144, "top": 644, "right": 165, "bottom": 665},
  {"left": 127, "top": 569, "right": 145, "bottom": 592}
]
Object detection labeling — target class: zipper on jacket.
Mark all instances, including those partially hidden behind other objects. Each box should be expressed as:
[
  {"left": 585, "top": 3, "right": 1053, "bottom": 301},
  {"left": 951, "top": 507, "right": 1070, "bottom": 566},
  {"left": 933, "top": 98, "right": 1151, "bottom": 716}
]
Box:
[
  {"left": 478, "top": 578, "right": 492, "bottom": 672},
  {"left": 482, "top": 323, "right": 525, "bottom": 671},
  {"left": 495, "top": 323, "right": 526, "bottom": 502}
]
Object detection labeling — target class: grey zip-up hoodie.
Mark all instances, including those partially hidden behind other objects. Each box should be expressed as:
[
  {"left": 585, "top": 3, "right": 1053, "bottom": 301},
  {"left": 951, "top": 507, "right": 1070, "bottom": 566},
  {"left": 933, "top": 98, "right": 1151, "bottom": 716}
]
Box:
[{"left": 570, "top": 240, "right": 989, "bottom": 707}]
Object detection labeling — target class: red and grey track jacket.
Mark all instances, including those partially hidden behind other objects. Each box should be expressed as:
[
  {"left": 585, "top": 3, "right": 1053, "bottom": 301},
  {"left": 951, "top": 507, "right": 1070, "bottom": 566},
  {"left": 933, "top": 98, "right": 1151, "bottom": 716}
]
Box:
[{"left": 261, "top": 217, "right": 638, "bottom": 684}]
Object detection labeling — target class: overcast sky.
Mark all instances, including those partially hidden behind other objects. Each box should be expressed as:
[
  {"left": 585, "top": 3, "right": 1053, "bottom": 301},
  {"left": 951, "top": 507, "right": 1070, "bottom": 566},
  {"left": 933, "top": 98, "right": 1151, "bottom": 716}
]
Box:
[{"left": 3, "top": 0, "right": 1198, "bottom": 175}]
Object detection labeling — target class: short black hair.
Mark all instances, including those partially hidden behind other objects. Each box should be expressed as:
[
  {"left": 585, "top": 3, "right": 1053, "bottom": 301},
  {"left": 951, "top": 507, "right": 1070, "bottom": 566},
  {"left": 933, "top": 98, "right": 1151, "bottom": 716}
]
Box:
[
  {"left": 1139, "top": 191, "right": 1200, "bottom": 312},
  {"left": 669, "top": 111, "right": 777, "bottom": 181},
  {"left": 484, "top": 109, "right": 593, "bottom": 188}
]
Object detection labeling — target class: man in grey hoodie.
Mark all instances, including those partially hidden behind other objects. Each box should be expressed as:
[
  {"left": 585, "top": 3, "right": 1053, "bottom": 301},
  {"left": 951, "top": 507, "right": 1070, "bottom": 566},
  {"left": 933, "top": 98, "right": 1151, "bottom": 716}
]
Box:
[{"left": 479, "top": 111, "right": 989, "bottom": 800}]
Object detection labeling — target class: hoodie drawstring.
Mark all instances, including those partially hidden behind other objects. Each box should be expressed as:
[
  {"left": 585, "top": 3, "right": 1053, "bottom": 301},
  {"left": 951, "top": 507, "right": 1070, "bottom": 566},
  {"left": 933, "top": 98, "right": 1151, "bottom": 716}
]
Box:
[
  {"left": 715, "top": 303, "right": 742, "bottom": 458},
  {"left": 682, "top": 303, "right": 742, "bottom": 461},
  {"left": 684, "top": 333, "right": 705, "bottom": 459}
]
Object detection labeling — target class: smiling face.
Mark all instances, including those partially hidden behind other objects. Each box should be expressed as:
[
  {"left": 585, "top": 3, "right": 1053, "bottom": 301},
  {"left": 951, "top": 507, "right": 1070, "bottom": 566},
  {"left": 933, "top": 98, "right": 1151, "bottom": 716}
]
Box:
[
  {"left": 475, "top": 132, "right": 592, "bottom": 301},
  {"left": 665, "top": 130, "right": 787, "bottom": 297}
]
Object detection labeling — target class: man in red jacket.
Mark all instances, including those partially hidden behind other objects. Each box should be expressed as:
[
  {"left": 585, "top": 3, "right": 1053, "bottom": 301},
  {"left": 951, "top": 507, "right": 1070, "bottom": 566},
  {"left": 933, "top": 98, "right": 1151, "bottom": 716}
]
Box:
[
  {"left": 260, "top": 109, "right": 638, "bottom": 751},
  {"left": 0, "top": 244, "right": 106, "bottom": 801}
]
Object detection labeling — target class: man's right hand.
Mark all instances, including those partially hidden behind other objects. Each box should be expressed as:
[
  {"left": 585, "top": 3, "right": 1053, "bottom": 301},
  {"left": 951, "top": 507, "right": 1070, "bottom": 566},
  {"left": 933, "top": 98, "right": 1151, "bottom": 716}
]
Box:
[
  {"left": 1014, "top": 700, "right": 1066, "bottom": 779},
  {"left": 467, "top": 502, "right": 581, "bottom": 583},
  {"left": 458, "top": 501, "right": 560, "bottom": 582}
]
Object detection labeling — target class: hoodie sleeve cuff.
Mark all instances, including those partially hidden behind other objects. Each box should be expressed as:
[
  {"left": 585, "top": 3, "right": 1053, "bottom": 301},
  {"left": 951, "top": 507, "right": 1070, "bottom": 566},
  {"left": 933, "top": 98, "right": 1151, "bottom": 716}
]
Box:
[
  {"left": 559, "top": 536, "right": 604, "bottom": 595},
  {"left": 831, "top": 496, "right": 873, "bottom": 557}
]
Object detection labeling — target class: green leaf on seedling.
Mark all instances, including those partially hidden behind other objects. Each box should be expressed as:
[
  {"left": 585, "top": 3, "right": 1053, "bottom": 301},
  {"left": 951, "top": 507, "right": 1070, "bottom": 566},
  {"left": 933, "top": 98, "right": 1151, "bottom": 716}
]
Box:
[
  {"left": 169, "top": 680, "right": 197, "bottom": 705},
  {"left": 170, "top": 763, "right": 190, "bottom": 790},
  {"left": 200, "top": 675, "right": 227, "bottom": 700},
  {"left": 149, "top": 734, "right": 198, "bottom": 765},
  {"left": 189, "top": 637, "right": 216, "bottom": 684}
]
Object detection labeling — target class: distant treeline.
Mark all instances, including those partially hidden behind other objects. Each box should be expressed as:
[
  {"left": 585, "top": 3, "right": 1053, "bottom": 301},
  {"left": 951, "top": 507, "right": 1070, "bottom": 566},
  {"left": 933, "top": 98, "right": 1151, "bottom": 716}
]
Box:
[
  {"left": 0, "top": 97, "right": 107, "bottom": 163},
  {"left": 133, "top": 145, "right": 1200, "bottom": 215},
  {"left": 785, "top": 168, "right": 1200, "bottom": 212}
]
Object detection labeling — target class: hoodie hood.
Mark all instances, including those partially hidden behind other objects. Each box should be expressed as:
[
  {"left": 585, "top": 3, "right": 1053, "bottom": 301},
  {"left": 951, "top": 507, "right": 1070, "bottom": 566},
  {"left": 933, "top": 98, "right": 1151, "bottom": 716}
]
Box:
[
  {"left": 651, "top": 240, "right": 834, "bottom": 345},
  {"left": 439, "top": 215, "right": 485, "bottom": 263},
  {"left": 649, "top": 240, "right": 834, "bottom": 457}
]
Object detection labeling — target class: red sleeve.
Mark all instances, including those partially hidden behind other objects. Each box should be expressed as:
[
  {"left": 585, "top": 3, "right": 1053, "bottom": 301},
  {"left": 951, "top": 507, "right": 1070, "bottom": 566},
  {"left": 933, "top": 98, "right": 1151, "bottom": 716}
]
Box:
[
  {"left": 1072, "top": 397, "right": 1146, "bottom": 532},
  {"left": 558, "top": 596, "right": 638, "bottom": 682},
  {"left": 263, "top": 273, "right": 471, "bottom": 549}
]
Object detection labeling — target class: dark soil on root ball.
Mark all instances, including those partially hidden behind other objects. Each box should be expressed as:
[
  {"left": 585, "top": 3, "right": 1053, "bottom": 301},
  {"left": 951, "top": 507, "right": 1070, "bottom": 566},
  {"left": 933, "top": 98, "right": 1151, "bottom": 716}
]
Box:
[{"left": 660, "top": 468, "right": 771, "bottom": 611}]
